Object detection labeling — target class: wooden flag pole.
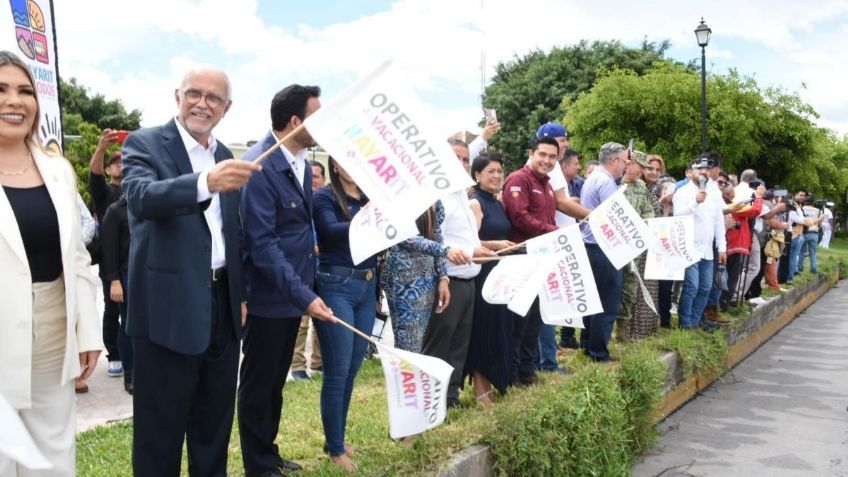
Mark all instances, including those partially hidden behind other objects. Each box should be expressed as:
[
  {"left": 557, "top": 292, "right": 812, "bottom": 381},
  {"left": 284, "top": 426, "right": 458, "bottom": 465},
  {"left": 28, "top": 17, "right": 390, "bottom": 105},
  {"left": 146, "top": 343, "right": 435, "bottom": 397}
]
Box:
[
  {"left": 471, "top": 256, "right": 507, "bottom": 263},
  {"left": 332, "top": 315, "right": 380, "bottom": 346},
  {"left": 251, "top": 123, "right": 306, "bottom": 165},
  {"left": 494, "top": 241, "right": 526, "bottom": 255}
]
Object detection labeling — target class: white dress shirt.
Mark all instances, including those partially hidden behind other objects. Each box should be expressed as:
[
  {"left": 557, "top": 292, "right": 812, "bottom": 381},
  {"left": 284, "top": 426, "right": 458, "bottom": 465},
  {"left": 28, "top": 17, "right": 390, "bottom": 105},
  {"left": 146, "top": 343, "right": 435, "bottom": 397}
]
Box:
[
  {"left": 175, "top": 118, "right": 226, "bottom": 269},
  {"left": 441, "top": 190, "right": 482, "bottom": 279},
  {"left": 672, "top": 179, "right": 726, "bottom": 260},
  {"left": 277, "top": 133, "right": 309, "bottom": 190}
]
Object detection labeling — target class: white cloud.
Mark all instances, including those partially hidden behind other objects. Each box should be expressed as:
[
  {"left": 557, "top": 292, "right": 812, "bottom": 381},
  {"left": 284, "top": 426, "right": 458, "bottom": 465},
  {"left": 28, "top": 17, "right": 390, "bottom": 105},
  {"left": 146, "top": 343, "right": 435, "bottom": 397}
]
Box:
[{"left": 54, "top": 0, "right": 848, "bottom": 141}]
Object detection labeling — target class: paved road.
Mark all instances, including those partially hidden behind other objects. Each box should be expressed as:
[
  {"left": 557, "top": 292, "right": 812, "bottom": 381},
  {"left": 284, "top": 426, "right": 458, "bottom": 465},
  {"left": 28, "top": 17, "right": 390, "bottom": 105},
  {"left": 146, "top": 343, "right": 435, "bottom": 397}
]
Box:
[{"left": 632, "top": 281, "right": 848, "bottom": 477}]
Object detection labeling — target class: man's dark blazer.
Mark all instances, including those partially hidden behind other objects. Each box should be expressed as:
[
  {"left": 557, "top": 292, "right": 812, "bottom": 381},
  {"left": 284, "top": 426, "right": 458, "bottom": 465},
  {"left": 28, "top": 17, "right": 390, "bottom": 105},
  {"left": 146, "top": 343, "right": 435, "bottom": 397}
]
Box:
[
  {"left": 240, "top": 131, "right": 317, "bottom": 318},
  {"left": 121, "top": 119, "right": 244, "bottom": 355}
]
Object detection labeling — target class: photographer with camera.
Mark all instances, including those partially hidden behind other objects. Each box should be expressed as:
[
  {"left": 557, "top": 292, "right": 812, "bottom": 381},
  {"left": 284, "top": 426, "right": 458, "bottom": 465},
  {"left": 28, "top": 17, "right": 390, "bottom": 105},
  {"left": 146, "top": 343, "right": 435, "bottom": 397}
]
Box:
[
  {"left": 799, "top": 195, "right": 825, "bottom": 273},
  {"left": 786, "top": 191, "right": 809, "bottom": 283}
]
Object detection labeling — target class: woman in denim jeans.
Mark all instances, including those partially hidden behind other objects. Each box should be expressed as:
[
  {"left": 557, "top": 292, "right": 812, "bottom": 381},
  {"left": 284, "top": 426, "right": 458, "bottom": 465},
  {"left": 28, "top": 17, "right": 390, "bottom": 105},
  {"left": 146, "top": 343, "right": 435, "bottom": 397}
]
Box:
[{"left": 312, "top": 158, "right": 377, "bottom": 472}]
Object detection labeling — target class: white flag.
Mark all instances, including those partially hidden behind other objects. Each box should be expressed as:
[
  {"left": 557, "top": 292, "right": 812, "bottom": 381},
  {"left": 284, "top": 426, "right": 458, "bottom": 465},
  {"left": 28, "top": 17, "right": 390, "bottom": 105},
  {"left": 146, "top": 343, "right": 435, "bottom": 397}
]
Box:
[
  {"left": 304, "top": 60, "right": 473, "bottom": 223},
  {"left": 644, "top": 216, "right": 698, "bottom": 280},
  {"left": 481, "top": 254, "right": 548, "bottom": 317},
  {"left": 349, "top": 202, "right": 418, "bottom": 265},
  {"left": 376, "top": 343, "right": 453, "bottom": 439},
  {"left": 587, "top": 186, "right": 652, "bottom": 270},
  {"left": 526, "top": 226, "right": 603, "bottom": 326}
]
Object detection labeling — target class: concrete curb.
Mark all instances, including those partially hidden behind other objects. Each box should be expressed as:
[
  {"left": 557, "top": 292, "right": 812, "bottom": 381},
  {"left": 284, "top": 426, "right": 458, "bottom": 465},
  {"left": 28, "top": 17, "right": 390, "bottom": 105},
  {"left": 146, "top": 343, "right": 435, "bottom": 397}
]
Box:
[{"left": 437, "top": 268, "right": 839, "bottom": 477}]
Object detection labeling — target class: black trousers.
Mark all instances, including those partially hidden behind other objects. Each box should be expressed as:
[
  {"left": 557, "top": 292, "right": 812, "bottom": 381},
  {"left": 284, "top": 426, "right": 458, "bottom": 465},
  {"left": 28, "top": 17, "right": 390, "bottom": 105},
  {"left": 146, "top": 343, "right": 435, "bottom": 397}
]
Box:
[
  {"left": 747, "top": 246, "right": 767, "bottom": 299},
  {"left": 721, "top": 254, "right": 746, "bottom": 308},
  {"left": 512, "top": 299, "right": 544, "bottom": 381},
  {"left": 238, "top": 315, "right": 301, "bottom": 474},
  {"left": 559, "top": 325, "right": 581, "bottom": 345},
  {"left": 132, "top": 277, "right": 238, "bottom": 477},
  {"left": 101, "top": 276, "right": 121, "bottom": 361},
  {"left": 421, "top": 278, "right": 475, "bottom": 405},
  {"left": 657, "top": 280, "right": 674, "bottom": 328}
]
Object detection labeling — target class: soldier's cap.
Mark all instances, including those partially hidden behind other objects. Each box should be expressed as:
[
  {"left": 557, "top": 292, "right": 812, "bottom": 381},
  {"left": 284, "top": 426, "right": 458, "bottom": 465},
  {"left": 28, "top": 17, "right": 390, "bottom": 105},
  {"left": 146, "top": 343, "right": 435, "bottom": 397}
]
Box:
[{"left": 631, "top": 150, "right": 649, "bottom": 167}]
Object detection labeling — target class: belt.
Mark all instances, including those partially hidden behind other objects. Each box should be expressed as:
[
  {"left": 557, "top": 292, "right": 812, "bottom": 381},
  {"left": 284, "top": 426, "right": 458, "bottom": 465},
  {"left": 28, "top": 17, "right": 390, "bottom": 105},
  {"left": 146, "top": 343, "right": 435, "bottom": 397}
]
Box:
[
  {"left": 449, "top": 276, "right": 474, "bottom": 282},
  {"left": 212, "top": 267, "right": 227, "bottom": 282},
  {"left": 318, "top": 265, "right": 375, "bottom": 281}
]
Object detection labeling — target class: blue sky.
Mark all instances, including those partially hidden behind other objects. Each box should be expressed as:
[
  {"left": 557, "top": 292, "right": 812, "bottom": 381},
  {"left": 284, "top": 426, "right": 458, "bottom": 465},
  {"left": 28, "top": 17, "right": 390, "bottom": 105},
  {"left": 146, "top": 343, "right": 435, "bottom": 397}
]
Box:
[{"left": 55, "top": 0, "right": 848, "bottom": 145}]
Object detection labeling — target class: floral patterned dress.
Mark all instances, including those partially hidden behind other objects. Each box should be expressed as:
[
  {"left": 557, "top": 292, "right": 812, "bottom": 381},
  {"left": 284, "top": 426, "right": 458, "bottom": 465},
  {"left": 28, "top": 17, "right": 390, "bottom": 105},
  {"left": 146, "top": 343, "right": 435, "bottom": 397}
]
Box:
[{"left": 381, "top": 201, "right": 448, "bottom": 352}]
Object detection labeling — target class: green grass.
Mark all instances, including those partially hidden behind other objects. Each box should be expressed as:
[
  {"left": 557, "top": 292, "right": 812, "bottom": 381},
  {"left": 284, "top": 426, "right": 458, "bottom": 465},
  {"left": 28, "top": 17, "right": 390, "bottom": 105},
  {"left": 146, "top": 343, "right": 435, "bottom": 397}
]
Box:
[{"left": 77, "top": 239, "right": 846, "bottom": 476}]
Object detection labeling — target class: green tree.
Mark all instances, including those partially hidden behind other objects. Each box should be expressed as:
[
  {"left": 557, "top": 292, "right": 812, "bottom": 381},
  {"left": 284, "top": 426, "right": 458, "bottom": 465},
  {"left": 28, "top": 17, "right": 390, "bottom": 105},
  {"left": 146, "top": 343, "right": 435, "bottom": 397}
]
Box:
[
  {"left": 60, "top": 78, "right": 142, "bottom": 134},
  {"left": 562, "top": 63, "right": 848, "bottom": 202},
  {"left": 482, "top": 39, "right": 673, "bottom": 170},
  {"left": 59, "top": 78, "right": 142, "bottom": 205}
]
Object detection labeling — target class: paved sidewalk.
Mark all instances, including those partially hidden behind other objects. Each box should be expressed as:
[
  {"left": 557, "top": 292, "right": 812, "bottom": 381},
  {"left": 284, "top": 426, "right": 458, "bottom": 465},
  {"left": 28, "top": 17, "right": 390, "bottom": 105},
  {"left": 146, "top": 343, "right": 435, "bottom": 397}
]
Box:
[{"left": 632, "top": 281, "right": 848, "bottom": 477}]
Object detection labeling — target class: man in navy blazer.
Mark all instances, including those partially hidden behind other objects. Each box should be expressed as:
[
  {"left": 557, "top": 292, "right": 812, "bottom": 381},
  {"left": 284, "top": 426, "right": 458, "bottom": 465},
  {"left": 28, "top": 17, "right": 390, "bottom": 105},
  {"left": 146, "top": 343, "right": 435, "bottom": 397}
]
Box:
[
  {"left": 122, "top": 67, "right": 260, "bottom": 477},
  {"left": 238, "top": 84, "right": 335, "bottom": 477}
]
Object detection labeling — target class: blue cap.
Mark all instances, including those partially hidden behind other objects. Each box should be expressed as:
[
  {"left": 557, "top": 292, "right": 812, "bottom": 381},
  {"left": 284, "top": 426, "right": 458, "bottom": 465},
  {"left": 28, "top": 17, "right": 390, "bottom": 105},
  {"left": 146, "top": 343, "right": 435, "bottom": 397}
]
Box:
[{"left": 536, "top": 122, "right": 568, "bottom": 139}]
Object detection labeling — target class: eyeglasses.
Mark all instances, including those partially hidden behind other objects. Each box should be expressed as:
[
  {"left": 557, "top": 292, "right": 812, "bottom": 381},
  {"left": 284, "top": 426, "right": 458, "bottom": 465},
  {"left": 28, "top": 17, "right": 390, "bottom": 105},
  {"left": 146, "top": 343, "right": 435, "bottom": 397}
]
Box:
[
  {"left": 182, "top": 89, "right": 227, "bottom": 108},
  {"left": 717, "top": 180, "right": 729, "bottom": 187}
]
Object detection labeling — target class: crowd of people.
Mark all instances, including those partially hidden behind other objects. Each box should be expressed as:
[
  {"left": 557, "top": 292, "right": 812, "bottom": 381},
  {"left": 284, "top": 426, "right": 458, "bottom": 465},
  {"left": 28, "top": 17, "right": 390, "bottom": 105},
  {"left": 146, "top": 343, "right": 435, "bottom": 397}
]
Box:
[{"left": 0, "top": 50, "right": 839, "bottom": 477}]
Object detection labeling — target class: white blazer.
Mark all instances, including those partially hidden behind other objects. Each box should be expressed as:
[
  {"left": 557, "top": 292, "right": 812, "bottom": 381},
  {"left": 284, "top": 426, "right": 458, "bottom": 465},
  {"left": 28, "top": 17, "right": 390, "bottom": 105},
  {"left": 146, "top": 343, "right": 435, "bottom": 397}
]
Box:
[{"left": 0, "top": 147, "right": 102, "bottom": 409}]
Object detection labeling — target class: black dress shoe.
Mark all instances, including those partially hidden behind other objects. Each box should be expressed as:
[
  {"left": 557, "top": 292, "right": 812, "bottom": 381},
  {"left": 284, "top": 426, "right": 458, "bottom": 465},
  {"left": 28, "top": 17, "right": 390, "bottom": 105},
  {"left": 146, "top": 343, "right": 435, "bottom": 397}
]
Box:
[{"left": 276, "top": 456, "right": 302, "bottom": 473}]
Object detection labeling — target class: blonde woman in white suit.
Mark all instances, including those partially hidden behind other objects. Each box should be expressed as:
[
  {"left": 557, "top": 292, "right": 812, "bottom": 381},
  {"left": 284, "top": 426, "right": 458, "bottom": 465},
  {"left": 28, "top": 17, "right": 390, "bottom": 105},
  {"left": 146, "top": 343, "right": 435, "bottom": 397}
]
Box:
[{"left": 0, "top": 51, "right": 101, "bottom": 476}]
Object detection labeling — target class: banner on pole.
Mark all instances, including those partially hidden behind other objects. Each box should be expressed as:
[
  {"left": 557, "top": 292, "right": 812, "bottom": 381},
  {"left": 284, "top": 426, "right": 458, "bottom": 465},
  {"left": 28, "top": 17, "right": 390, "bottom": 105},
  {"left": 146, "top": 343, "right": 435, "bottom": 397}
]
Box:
[
  {"left": 349, "top": 201, "right": 418, "bottom": 265},
  {"left": 376, "top": 343, "right": 453, "bottom": 439},
  {"left": 644, "top": 216, "right": 697, "bottom": 280},
  {"left": 304, "top": 60, "right": 473, "bottom": 223},
  {"left": 526, "top": 225, "right": 602, "bottom": 327},
  {"left": 587, "top": 186, "right": 652, "bottom": 270},
  {"left": 0, "top": 0, "right": 62, "bottom": 153}
]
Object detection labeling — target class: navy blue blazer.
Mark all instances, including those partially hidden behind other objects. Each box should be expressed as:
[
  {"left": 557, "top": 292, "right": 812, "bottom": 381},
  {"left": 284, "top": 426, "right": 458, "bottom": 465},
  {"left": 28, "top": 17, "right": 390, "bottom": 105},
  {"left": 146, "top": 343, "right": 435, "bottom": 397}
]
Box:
[
  {"left": 240, "top": 132, "right": 317, "bottom": 318},
  {"left": 121, "top": 119, "right": 244, "bottom": 355}
]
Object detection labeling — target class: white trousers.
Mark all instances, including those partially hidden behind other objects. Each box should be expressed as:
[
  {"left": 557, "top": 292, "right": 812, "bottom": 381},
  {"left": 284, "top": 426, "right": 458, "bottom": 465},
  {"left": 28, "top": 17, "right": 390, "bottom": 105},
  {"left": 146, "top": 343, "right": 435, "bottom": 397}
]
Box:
[
  {"left": 820, "top": 228, "right": 832, "bottom": 248},
  {"left": 0, "top": 278, "right": 75, "bottom": 477}
]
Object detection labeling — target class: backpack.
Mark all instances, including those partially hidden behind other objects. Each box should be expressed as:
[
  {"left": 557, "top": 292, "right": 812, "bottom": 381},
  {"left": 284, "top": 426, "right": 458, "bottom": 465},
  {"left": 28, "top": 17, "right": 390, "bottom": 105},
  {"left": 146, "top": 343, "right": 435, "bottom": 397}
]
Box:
[{"left": 764, "top": 230, "right": 785, "bottom": 259}]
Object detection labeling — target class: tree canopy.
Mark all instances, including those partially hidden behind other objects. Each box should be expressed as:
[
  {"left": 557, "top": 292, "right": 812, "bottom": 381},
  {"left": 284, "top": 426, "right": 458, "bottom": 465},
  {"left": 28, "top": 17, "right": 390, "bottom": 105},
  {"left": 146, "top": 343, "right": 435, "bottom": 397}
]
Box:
[
  {"left": 59, "top": 78, "right": 142, "bottom": 205},
  {"left": 563, "top": 63, "right": 848, "bottom": 203},
  {"left": 482, "top": 39, "right": 672, "bottom": 170}
]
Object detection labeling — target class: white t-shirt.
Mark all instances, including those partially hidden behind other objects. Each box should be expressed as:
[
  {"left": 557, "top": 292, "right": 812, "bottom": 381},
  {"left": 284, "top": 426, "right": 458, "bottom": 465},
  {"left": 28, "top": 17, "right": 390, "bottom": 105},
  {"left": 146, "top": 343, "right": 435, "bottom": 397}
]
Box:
[{"left": 802, "top": 205, "right": 821, "bottom": 232}]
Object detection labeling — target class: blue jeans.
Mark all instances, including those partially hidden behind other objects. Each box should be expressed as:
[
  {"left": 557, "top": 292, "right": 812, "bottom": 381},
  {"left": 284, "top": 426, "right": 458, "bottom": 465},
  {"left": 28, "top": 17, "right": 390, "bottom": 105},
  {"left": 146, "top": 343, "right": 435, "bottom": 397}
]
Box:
[
  {"left": 788, "top": 235, "right": 804, "bottom": 280},
  {"left": 314, "top": 270, "right": 377, "bottom": 457},
  {"left": 117, "top": 273, "right": 133, "bottom": 374},
  {"left": 580, "top": 244, "right": 623, "bottom": 361},
  {"left": 799, "top": 232, "right": 819, "bottom": 272},
  {"left": 537, "top": 325, "right": 560, "bottom": 371},
  {"left": 679, "top": 259, "right": 714, "bottom": 328}
]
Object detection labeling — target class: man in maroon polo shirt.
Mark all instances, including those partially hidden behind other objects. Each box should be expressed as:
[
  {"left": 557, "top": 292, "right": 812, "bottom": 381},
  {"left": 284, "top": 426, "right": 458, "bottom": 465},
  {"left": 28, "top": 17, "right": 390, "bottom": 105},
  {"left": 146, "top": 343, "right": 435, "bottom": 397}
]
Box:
[{"left": 502, "top": 136, "right": 559, "bottom": 385}]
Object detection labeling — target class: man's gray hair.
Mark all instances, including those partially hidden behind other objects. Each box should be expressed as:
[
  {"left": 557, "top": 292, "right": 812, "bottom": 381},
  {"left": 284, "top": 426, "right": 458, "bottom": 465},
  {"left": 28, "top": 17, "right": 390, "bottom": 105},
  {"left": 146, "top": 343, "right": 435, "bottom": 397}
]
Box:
[
  {"left": 740, "top": 169, "right": 757, "bottom": 182},
  {"left": 598, "top": 142, "right": 625, "bottom": 164}
]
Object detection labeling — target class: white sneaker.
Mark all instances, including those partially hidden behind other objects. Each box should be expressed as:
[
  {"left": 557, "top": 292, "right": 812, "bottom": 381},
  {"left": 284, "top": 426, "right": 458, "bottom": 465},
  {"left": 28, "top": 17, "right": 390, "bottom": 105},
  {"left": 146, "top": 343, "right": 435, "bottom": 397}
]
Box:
[
  {"left": 107, "top": 361, "right": 123, "bottom": 377},
  {"left": 670, "top": 303, "right": 678, "bottom": 314},
  {"left": 748, "top": 297, "right": 769, "bottom": 306}
]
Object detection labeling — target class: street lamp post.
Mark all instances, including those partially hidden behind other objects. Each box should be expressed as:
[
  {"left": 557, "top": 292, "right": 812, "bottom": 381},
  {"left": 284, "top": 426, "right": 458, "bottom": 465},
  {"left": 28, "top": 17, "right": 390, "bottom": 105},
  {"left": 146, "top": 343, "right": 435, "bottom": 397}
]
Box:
[{"left": 695, "top": 17, "right": 711, "bottom": 153}]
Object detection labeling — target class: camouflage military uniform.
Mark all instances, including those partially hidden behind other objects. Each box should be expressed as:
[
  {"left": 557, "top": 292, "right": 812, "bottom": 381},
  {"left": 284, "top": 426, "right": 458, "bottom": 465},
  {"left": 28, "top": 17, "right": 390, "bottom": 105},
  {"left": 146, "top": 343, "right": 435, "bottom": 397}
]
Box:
[{"left": 615, "top": 178, "right": 655, "bottom": 340}]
